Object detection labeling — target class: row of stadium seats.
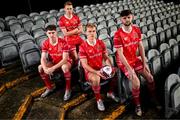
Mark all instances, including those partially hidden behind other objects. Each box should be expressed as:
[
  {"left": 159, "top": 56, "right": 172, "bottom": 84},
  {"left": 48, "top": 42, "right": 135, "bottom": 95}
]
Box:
[{"left": 164, "top": 69, "right": 180, "bottom": 118}]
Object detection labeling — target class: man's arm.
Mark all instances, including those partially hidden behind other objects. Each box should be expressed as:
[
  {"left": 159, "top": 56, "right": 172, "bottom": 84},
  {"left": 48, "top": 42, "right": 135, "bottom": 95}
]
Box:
[
  {"left": 50, "top": 52, "right": 69, "bottom": 71},
  {"left": 41, "top": 52, "right": 48, "bottom": 71},
  {"left": 116, "top": 47, "right": 135, "bottom": 79},
  {"left": 103, "top": 53, "right": 113, "bottom": 67},
  {"left": 80, "top": 59, "right": 104, "bottom": 77},
  {"left": 77, "top": 24, "right": 83, "bottom": 34},
  {"left": 138, "top": 41, "right": 146, "bottom": 64},
  {"left": 61, "top": 28, "right": 79, "bottom": 36}
]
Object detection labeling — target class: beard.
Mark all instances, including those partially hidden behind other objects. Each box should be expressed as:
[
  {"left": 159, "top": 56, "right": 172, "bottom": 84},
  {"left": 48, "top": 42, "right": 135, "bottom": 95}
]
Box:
[{"left": 124, "top": 21, "right": 131, "bottom": 26}]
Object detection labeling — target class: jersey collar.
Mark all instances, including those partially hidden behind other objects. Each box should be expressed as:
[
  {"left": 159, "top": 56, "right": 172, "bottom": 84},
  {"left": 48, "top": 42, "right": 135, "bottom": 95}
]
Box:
[
  {"left": 87, "top": 39, "right": 96, "bottom": 46},
  {"left": 64, "top": 14, "right": 73, "bottom": 19},
  {"left": 122, "top": 25, "right": 132, "bottom": 33}
]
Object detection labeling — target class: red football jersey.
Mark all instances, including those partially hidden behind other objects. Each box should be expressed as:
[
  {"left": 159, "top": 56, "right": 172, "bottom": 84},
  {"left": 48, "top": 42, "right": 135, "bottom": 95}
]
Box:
[
  {"left": 59, "top": 14, "right": 82, "bottom": 45},
  {"left": 42, "top": 38, "right": 71, "bottom": 64},
  {"left": 79, "top": 39, "right": 107, "bottom": 70},
  {"left": 114, "top": 25, "right": 142, "bottom": 65}
]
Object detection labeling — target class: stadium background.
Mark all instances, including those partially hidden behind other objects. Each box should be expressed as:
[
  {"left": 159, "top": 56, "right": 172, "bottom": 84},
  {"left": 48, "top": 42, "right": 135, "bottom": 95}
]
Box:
[{"left": 0, "top": 0, "right": 179, "bottom": 18}]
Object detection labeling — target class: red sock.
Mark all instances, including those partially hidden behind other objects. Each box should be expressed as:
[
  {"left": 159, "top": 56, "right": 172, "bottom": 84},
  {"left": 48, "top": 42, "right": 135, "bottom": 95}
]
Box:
[
  {"left": 39, "top": 71, "right": 53, "bottom": 89},
  {"left": 64, "top": 72, "right": 71, "bottom": 91},
  {"left": 92, "top": 85, "right": 101, "bottom": 101},
  {"left": 132, "top": 87, "right": 140, "bottom": 106}
]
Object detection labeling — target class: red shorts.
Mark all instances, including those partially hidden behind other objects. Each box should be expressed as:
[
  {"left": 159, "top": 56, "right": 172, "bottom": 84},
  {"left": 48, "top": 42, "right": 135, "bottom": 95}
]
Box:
[
  {"left": 65, "top": 36, "right": 84, "bottom": 51},
  {"left": 117, "top": 58, "right": 143, "bottom": 78},
  {"left": 84, "top": 67, "right": 116, "bottom": 81}
]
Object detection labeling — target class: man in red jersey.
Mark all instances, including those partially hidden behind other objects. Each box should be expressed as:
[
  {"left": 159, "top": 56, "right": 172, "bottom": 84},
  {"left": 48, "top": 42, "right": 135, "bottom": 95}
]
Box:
[
  {"left": 59, "top": 1, "right": 83, "bottom": 65},
  {"left": 38, "top": 24, "right": 72, "bottom": 101},
  {"left": 79, "top": 23, "right": 119, "bottom": 111},
  {"left": 114, "top": 10, "right": 161, "bottom": 116}
]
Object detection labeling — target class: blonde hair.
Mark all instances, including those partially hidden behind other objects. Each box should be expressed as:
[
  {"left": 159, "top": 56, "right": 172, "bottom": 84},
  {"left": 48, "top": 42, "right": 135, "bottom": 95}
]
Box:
[{"left": 85, "top": 23, "right": 96, "bottom": 31}]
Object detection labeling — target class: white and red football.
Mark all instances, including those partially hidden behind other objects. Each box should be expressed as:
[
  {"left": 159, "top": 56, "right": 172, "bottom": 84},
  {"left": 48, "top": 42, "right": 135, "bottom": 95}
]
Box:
[{"left": 100, "top": 65, "right": 113, "bottom": 79}]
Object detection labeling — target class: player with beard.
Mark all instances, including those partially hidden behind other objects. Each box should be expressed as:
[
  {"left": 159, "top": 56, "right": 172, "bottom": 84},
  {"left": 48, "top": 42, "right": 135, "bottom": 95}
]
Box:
[{"left": 113, "top": 10, "right": 161, "bottom": 116}]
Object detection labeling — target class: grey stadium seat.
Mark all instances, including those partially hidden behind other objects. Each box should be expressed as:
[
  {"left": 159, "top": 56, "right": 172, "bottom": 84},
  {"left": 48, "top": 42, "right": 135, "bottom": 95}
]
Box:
[
  {"left": 14, "top": 28, "right": 30, "bottom": 39},
  {"left": 147, "top": 30, "right": 158, "bottom": 49},
  {"left": 35, "top": 35, "right": 48, "bottom": 48},
  {"left": 0, "top": 36, "right": 19, "bottom": 66},
  {"left": 165, "top": 74, "right": 180, "bottom": 118},
  {"left": 147, "top": 49, "right": 162, "bottom": 76},
  {"left": 98, "top": 34, "right": 112, "bottom": 50},
  {"left": 156, "top": 27, "right": 166, "bottom": 44},
  {"left": 8, "top": 19, "right": 22, "bottom": 33},
  {"left": 34, "top": 16, "right": 46, "bottom": 28},
  {"left": 17, "top": 34, "right": 35, "bottom": 47},
  {"left": 22, "top": 17, "right": 34, "bottom": 33},
  {"left": 159, "top": 43, "right": 171, "bottom": 69},
  {"left": 141, "top": 34, "right": 149, "bottom": 53},
  {"left": 169, "top": 39, "right": 179, "bottom": 61},
  {"left": 163, "top": 24, "right": 172, "bottom": 40},
  {"left": 19, "top": 42, "right": 41, "bottom": 73}
]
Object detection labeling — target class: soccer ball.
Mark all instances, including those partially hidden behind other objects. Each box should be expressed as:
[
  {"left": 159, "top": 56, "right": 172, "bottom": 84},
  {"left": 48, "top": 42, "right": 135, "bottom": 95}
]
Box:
[{"left": 100, "top": 65, "right": 113, "bottom": 79}]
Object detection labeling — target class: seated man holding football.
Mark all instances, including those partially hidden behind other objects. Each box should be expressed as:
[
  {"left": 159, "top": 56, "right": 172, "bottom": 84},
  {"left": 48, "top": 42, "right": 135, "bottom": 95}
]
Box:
[{"left": 79, "top": 23, "right": 119, "bottom": 111}]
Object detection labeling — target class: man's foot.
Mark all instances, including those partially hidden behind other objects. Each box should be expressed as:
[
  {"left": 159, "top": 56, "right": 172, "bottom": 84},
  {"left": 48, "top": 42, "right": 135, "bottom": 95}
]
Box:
[
  {"left": 97, "top": 99, "right": 105, "bottom": 111},
  {"left": 135, "top": 105, "right": 142, "bottom": 117},
  {"left": 41, "top": 87, "right": 55, "bottom": 98},
  {"left": 107, "top": 92, "right": 120, "bottom": 102},
  {"left": 63, "top": 90, "right": 71, "bottom": 101}
]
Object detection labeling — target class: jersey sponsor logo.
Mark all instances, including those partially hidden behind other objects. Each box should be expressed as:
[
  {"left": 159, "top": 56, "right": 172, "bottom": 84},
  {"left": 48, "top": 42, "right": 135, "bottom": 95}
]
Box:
[
  {"left": 50, "top": 53, "right": 62, "bottom": 56},
  {"left": 89, "top": 53, "right": 102, "bottom": 58},
  {"left": 134, "top": 33, "right": 139, "bottom": 39},
  {"left": 124, "top": 41, "right": 138, "bottom": 47}
]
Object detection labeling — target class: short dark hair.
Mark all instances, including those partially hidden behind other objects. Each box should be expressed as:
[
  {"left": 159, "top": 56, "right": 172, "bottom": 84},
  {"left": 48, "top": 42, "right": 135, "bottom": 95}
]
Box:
[
  {"left": 64, "top": 1, "right": 73, "bottom": 7},
  {"left": 120, "top": 10, "right": 132, "bottom": 17},
  {"left": 45, "top": 24, "right": 56, "bottom": 31}
]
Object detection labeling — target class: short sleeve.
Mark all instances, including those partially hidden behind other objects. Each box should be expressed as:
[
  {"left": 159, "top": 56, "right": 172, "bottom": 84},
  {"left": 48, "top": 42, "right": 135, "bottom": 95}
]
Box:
[
  {"left": 62, "top": 40, "right": 69, "bottom": 53},
  {"left": 59, "top": 17, "right": 65, "bottom": 30},
  {"left": 79, "top": 43, "right": 87, "bottom": 59},
  {"left": 113, "top": 31, "right": 123, "bottom": 48},
  {"left": 41, "top": 40, "right": 48, "bottom": 52}
]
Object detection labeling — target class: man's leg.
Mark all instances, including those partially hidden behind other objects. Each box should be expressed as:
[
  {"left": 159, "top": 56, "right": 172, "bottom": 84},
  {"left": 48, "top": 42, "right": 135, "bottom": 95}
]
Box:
[
  {"left": 88, "top": 72, "right": 105, "bottom": 111},
  {"left": 118, "top": 64, "right": 142, "bottom": 116},
  {"left": 38, "top": 65, "right": 53, "bottom": 89},
  {"left": 38, "top": 65, "right": 55, "bottom": 97},
  {"left": 107, "top": 68, "right": 120, "bottom": 102},
  {"left": 137, "top": 65, "right": 161, "bottom": 110},
  {"left": 61, "top": 62, "right": 72, "bottom": 101}
]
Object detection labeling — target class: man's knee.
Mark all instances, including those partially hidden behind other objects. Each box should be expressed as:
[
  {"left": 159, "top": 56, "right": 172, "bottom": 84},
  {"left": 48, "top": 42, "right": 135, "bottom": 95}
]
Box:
[
  {"left": 89, "top": 74, "right": 100, "bottom": 85},
  {"left": 61, "top": 64, "right": 70, "bottom": 73},
  {"left": 38, "top": 65, "right": 43, "bottom": 73},
  {"left": 131, "top": 75, "right": 140, "bottom": 89}
]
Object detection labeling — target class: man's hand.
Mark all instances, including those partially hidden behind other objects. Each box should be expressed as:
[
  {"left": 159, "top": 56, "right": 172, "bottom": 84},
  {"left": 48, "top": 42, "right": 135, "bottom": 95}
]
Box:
[
  {"left": 96, "top": 70, "right": 106, "bottom": 79},
  {"left": 47, "top": 66, "right": 56, "bottom": 75},
  {"left": 127, "top": 67, "right": 135, "bottom": 80},
  {"left": 143, "top": 62, "right": 151, "bottom": 73}
]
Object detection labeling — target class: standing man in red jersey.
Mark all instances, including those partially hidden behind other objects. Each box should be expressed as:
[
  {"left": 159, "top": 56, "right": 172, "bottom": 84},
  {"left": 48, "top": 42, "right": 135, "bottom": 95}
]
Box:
[
  {"left": 113, "top": 10, "right": 161, "bottom": 116},
  {"left": 79, "top": 23, "right": 119, "bottom": 112},
  {"left": 59, "top": 1, "right": 84, "bottom": 65},
  {"left": 38, "top": 24, "right": 72, "bottom": 101}
]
